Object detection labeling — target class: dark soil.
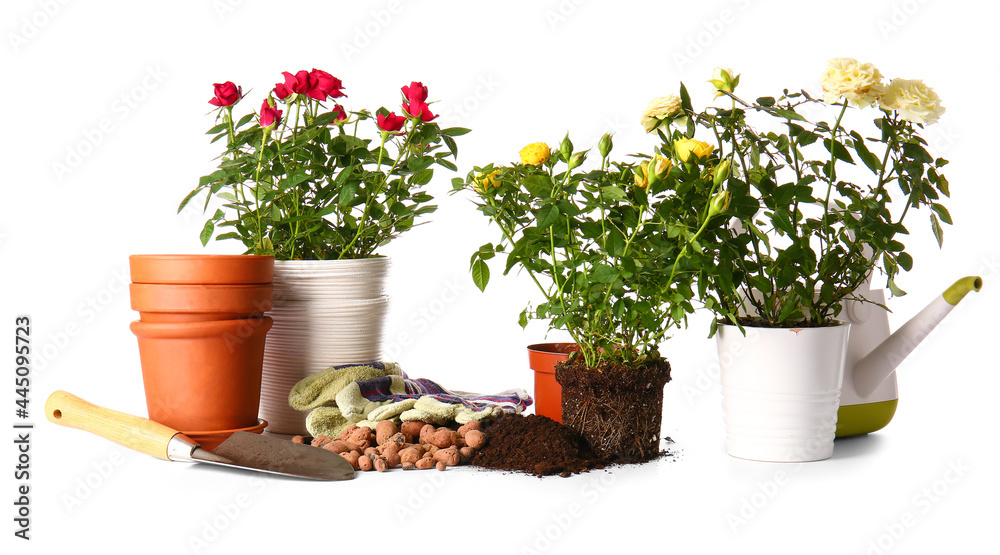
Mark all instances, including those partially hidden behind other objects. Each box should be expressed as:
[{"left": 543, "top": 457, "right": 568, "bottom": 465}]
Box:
[
  {"left": 555, "top": 357, "right": 671, "bottom": 461},
  {"left": 471, "top": 414, "right": 609, "bottom": 478},
  {"left": 730, "top": 317, "right": 841, "bottom": 328}
]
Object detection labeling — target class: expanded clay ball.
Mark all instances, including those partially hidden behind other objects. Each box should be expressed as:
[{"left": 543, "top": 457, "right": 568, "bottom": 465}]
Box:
[
  {"left": 433, "top": 447, "right": 460, "bottom": 467},
  {"left": 311, "top": 435, "right": 333, "bottom": 448},
  {"left": 374, "top": 457, "right": 389, "bottom": 472},
  {"left": 401, "top": 421, "right": 426, "bottom": 442},
  {"left": 464, "top": 430, "right": 486, "bottom": 449},
  {"left": 291, "top": 436, "right": 306, "bottom": 444},
  {"left": 338, "top": 425, "right": 359, "bottom": 440},
  {"left": 436, "top": 461, "right": 447, "bottom": 471},
  {"left": 348, "top": 427, "right": 373, "bottom": 444},
  {"left": 430, "top": 428, "right": 458, "bottom": 449},
  {"left": 457, "top": 421, "right": 482, "bottom": 438},
  {"left": 400, "top": 447, "right": 423, "bottom": 464},
  {"left": 358, "top": 454, "right": 374, "bottom": 472},
  {"left": 415, "top": 458, "right": 436, "bottom": 470},
  {"left": 339, "top": 450, "right": 361, "bottom": 470},
  {"left": 376, "top": 420, "right": 398, "bottom": 446},
  {"left": 419, "top": 424, "right": 436, "bottom": 445}
]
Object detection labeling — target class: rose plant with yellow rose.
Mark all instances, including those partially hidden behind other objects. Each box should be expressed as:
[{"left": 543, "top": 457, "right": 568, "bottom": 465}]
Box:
[
  {"left": 454, "top": 122, "right": 729, "bottom": 459},
  {"left": 681, "top": 59, "right": 951, "bottom": 331}
]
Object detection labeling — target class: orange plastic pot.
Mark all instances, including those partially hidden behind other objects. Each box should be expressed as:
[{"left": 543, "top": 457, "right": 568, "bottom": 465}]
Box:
[
  {"left": 129, "top": 283, "right": 273, "bottom": 322},
  {"left": 527, "top": 343, "right": 580, "bottom": 423},
  {"left": 129, "top": 254, "right": 274, "bottom": 285},
  {"left": 130, "top": 317, "right": 273, "bottom": 432}
]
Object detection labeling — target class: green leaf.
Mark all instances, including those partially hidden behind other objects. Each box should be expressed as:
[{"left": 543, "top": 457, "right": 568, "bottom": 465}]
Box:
[
  {"left": 591, "top": 264, "right": 620, "bottom": 284},
  {"left": 236, "top": 113, "right": 255, "bottom": 128},
  {"left": 930, "top": 213, "right": 944, "bottom": 247},
  {"left": 930, "top": 203, "right": 952, "bottom": 225},
  {"left": 767, "top": 108, "right": 807, "bottom": 121},
  {"left": 602, "top": 186, "right": 629, "bottom": 201},
  {"left": 199, "top": 220, "right": 214, "bottom": 246},
  {"left": 522, "top": 174, "right": 553, "bottom": 198},
  {"left": 536, "top": 204, "right": 560, "bottom": 230},
  {"left": 757, "top": 97, "right": 775, "bottom": 107},
  {"left": 177, "top": 188, "right": 201, "bottom": 214},
  {"left": 471, "top": 259, "right": 490, "bottom": 292},
  {"left": 897, "top": 252, "right": 913, "bottom": 272},
  {"left": 206, "top": 123, "right": 228, "bottom": 135},
  {"left": 679, "top": 83, "right": 693, "bottom": 113},
  {"left": 199, "top": 169, "right": 227, "bottom": 187},
  {"left": 824, "top": 139, "right": 855, "bottom": 164},
  {"left": 339, "top": 180, "right": 360, "bottom": 207},
  {"left": 413, "top": 168, "right": 434, "bottom": 185},
  {"left": 518, "top": 309, "right": 529, "bottom": 329},
  {"left": 441, "top": 127, "right": 471, "bottom": 136},
  {"left": 902, "top": 143, "right": 934, "bottom": 164},
  {"left": 887, "top": 278, "right": 907, "bottom": 297}
]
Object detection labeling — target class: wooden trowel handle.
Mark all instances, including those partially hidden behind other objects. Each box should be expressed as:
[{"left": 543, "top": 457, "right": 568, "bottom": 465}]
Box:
[{"left": 45, "top": 390, "right": 180, "bottom": 461}]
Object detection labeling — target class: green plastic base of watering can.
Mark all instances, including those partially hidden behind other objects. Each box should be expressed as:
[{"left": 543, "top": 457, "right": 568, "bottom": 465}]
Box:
[{"left": 835, "top": 398, "right": 898, "bottom": 437}]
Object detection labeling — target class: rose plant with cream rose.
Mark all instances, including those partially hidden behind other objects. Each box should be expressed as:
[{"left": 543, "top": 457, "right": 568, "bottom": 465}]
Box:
[
  {"left": 681, "top": 59, "right": 952, "bottom": 332},
  {"left": 181, "top": 71, "right": 469, "bottom": 259}
]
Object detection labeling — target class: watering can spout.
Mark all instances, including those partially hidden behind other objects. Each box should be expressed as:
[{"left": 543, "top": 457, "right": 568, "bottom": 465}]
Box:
[{"left": 852, "top": 276, "right": 982, "bottom": 398}]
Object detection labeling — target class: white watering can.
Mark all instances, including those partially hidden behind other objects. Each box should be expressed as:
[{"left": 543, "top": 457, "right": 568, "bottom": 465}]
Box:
[{"left": 836, "top": 275, "right": 982, "bottom": 436}]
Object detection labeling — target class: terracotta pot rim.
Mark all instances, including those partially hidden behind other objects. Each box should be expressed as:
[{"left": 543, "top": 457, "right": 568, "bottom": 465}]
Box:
[
  {"left": 527, "top": 342, "right": 580, "bottom": 354},
  {"left": 130, "top": 254, "right": 274, "bottom": 285},
  {"left": 130, "top": 317, "right": 273, "bottom": 338},
  {"left": 181, "top": 418, "right": 267, "bottom": 437}
]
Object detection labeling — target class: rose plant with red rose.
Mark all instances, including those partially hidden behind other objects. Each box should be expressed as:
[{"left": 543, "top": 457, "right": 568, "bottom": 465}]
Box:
[{"left": 181, "top": 72, "right": 469, "bottom": 259}]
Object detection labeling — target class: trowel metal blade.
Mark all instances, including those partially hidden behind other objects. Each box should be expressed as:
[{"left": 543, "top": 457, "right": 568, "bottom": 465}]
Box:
[{"left": 195, "top": 432, "right": 355, "bottom": 481}]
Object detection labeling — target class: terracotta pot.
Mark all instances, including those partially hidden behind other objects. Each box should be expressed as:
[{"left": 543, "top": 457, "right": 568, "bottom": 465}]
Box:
[
  {"left": 129, "top": 254, "right": 274, "bottom": 285},
  {"left": 130, "top": 317, "right": 273, "bottom": 432},
  {"left": 130, "top": 283, "right": 273, "bottom": 322},
  {"left": 527, "top": 343, "right": 580, "bottom": 423}
]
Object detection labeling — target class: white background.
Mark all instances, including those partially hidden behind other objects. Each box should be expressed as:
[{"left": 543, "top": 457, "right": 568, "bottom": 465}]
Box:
[{"left": 3, "top": 0, "right": 998, "bottom": 553}]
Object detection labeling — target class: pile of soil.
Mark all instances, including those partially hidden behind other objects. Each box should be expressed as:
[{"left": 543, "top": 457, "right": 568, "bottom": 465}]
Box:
[
  {"left": 471, "top": 414, "right": 609, "bottom": 477},
  {"left": 556, "top": 357, "right": 671, "bottom": 461}
]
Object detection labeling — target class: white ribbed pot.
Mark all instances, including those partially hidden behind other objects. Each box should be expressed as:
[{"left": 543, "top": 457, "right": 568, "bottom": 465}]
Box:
[
  {"left": 717, "top": 322, "right": 850, "bottom": 462},
  {"left": 260, "top": 257, "right": 390, "bottom": 434}
]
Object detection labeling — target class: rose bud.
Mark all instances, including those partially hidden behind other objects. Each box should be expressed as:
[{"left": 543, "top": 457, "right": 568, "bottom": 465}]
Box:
[{"left": 209, "top": 81, "right": 242, "bottom": 107}]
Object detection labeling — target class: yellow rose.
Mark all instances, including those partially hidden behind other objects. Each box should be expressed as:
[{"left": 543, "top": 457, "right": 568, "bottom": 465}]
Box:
[
  {"left": 878, "top": 78, "right": 945, "bottom": 126},
  {"left": 634, "top": 165, "right": 649, "bottom": 188},
  {"left": 709, "top": 67, "right": 739, "bottom": 98},
  {"left": 641, "top": 95, "right": 682, "bottom": 132},
  {"left": 474, "top": 170, "right": 501, "bottom": 195},
  {"left": 820, "top": 57, "right": 885, "bottom": 108},
  {"left": 674, "top": 138, "right": 714, "bottom": 163},
  {"left": 519, "top": 142, "right": 552, "bottom": 166}
]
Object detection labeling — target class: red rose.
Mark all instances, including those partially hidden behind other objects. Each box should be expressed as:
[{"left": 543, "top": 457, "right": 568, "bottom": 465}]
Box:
[
  {"left": 310, "top": 69, "right": 345, "bottom": 100},
  {"left": 259, "top": 99, "right": 282, "bottom": 128},
  {"left": 331, "top": 104, "right": 347, "bottom": 122},
  {"left": 377, "top": 111, "right": 406, "bottom": 132},
  {"left": 273, "top": 82, "right": 291, "bottom": 100},
  {"left": 282, "top": 70, "right": 314, "bottom": 95},
  {"left": 401, "top": 81, "right": 428, "bottom": 104},
  {"left": 209, "top": 81, "right": 242, "bottom": 107},
  {"left": 402, "top": 100, "right": 437, "bottom": 122}
]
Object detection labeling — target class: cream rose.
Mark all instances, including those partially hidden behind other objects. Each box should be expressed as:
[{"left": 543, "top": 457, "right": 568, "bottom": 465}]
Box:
[
  {"left": 820, "top": 58, "right": 885, "bottom": 108},
  {"left": 641, "top": 95, "right": 682, "bottom": 132},
  {"left": 878, "top": 78, "right": 945, "bottom": 125}
]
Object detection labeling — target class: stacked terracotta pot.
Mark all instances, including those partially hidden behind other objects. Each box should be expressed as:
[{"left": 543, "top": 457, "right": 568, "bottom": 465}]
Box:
[{"left": 128, "top": 255, "right": 275, "bottom": 449}]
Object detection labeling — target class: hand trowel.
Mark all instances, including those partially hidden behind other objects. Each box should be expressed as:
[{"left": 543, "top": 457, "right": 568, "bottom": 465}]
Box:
[{"left": 45, "top": 390, "right": 355, "bottom": 481}]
